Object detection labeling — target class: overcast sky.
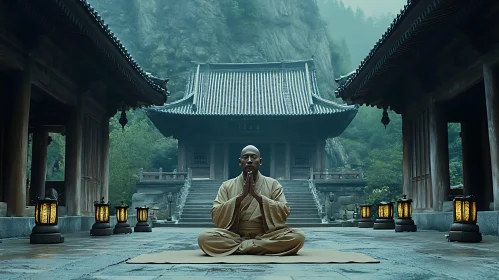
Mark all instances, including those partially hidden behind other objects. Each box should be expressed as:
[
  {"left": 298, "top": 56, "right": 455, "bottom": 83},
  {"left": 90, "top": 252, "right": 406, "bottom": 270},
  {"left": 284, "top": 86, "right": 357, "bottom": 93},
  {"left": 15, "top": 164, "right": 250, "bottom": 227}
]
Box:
[{"left": 339, "top": 0, "right": 407, "bottom": 18}]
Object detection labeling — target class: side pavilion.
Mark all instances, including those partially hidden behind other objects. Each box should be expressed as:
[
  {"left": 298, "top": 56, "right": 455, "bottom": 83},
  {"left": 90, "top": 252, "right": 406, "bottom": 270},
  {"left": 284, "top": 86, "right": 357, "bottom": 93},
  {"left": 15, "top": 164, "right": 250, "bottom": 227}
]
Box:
[
  {"left": 0, "top": 0, "right": 167, "bottom": 236},
  {"left": 336, "top": 0, "right": 499, "bottom": 234}
]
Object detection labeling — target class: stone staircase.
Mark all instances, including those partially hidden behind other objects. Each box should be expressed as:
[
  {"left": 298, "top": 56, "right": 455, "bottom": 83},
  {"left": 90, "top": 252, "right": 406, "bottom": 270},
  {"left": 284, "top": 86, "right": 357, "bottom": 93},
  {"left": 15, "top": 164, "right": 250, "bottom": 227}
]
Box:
[{"left": 166, "top": 179, "right": 331, "bottom": 227}]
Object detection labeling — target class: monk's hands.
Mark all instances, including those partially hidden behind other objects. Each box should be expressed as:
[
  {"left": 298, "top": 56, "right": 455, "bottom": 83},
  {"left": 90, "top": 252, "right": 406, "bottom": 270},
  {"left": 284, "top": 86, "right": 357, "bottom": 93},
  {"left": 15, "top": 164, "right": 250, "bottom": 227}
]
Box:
[
  {"left": 236, "top": 172, "right": 251, "bottom": 205},
  {"left": 247, "top": 171, "right": 263, "bottom": 204}
]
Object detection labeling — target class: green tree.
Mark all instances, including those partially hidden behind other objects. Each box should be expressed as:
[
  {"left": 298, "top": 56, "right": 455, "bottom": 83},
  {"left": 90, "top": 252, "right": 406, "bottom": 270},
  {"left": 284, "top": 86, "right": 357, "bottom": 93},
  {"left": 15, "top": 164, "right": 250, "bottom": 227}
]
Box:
[{"left": 108, "top": 110, "right": 177, "bottom": 205}]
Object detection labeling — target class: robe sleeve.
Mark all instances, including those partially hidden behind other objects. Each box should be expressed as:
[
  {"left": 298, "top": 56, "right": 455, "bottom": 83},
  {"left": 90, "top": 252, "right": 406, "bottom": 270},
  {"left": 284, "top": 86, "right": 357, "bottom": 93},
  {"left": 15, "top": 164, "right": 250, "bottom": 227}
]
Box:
[
  {"left": 210, "top": 182, "right": 239, "bottom": 229},
  {"left": 261, "top": 180, "right": 290, "bottom": 233}
]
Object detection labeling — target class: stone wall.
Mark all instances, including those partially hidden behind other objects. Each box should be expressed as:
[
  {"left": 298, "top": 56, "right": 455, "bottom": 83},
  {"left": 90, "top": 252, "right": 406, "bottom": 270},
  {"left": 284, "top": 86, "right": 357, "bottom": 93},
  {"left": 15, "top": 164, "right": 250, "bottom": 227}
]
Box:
[
  {"left": 0, "top": 215, "right": 138, "bottom": 239},
  {"left": 132, "top": 180, "right": 187, "bottom": 221},
  {"left": 316, "top": 182, "right": 364, "bottom": 220},
  {"left": 413, "top": 211, "right": 499, "bottom": 236}
]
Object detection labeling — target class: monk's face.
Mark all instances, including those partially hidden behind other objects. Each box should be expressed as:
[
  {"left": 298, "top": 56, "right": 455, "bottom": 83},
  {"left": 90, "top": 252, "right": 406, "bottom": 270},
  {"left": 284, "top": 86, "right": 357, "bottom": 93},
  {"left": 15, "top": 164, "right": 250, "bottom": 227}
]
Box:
[{"left": 239, "top": 147, "right": 262, "bottom": 174}]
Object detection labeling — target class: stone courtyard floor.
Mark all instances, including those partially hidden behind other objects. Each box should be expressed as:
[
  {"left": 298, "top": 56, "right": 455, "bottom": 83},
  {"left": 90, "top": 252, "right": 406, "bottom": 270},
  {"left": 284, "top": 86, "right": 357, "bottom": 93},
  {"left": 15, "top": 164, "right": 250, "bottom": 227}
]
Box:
[{"left": 1, "top": 227, "right": 499, "bottom": 280}]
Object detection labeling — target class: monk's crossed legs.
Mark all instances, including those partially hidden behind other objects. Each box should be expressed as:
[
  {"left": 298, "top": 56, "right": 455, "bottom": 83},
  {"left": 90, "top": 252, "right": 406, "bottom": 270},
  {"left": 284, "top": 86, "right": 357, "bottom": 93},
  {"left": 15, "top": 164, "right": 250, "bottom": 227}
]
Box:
[{"left": 198, "top": 227, "right": 305, "bottom": 256}]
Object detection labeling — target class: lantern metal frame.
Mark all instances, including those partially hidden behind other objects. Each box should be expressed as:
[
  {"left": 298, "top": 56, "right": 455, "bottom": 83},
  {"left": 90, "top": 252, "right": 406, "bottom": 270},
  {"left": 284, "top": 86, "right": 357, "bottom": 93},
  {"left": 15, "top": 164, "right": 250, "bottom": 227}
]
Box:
[
  {"left": 30, "top": 198, "right": 64, "bottom": 244},
  {"left": 90, "top": 197, "right": 113, "bottom": 236},
  {"left": 134, "top": 206, "right": 152, "bottom": 232},
  {"left": 373, "top": 201, "right": 395, "bottom": 230},
  {"left": 358, "top": 204, "right": 373, "bottom": 228},
  {"left": 448, "top": 195, "right": 482, "bottom": 242},
  {"left": 395, "top": 195, "right": 417, "bottom": 232},
  {"left": 114, "top": 201, "right": 132, "bottom": 234}
]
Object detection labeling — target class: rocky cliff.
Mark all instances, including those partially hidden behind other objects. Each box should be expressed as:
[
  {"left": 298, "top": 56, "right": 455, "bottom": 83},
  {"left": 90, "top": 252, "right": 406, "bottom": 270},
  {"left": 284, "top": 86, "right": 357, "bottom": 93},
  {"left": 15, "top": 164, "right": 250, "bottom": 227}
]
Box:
[{"left": 89, "top": 0, "right": 349, "bottom": 101}]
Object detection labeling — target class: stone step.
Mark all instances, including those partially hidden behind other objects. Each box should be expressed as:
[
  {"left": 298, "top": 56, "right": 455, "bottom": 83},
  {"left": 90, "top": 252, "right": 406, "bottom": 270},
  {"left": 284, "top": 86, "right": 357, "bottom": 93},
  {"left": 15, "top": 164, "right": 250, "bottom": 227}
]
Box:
[
  {"left": 182, "top": 207, "right": 318, "bottom": 213},
  {"left": 181, "top": 213, "right": 320, "bottom": 219},
  {"left": 154, "top": 222, "right": 340, "bottom": 228},
  {"left": 179, "top": 216, "right": 322, "bottom": 223}
]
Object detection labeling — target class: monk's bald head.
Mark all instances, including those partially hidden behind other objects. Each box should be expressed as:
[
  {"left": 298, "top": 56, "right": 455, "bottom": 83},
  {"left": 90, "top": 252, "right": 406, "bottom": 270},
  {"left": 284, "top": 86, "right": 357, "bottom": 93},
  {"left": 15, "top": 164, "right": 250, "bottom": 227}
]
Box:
[{"left": 240, "top": 145, "right": 260, "bottom": 157}]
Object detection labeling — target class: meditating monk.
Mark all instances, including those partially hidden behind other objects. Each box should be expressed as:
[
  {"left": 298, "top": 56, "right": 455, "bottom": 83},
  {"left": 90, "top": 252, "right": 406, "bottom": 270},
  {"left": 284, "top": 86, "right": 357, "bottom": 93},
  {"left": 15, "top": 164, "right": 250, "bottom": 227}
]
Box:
[{"left": 198, "top": 145, "right": 305, "bottom": 256}]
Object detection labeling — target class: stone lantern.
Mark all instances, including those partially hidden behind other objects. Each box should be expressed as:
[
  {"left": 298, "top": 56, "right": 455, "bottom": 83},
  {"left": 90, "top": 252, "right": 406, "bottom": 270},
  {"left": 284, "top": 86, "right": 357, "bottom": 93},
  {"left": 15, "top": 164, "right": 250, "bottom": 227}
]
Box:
[
  {"left": 447, "top": 195, "right": 482, "bottom": 242},
  {"left": 134, "top": 206, "right": 152, "bottom": 232},
  {"left": 30, "top": 198, "right": 64, "bottom": 244},
  {"left": 373, "top": 201, "right": 395, "bottom": 230},
  {"left": 395, "top": 195, "right": 417, "bottom": 232},
  {"left": 114, "top": 201, "right": 132, "bottom": 234},
  {"left": 90, "top": 197, "right": 113, "bottom": 236},
  {"left": 358, "top": 204, "right": 373, "bottom": 228}
]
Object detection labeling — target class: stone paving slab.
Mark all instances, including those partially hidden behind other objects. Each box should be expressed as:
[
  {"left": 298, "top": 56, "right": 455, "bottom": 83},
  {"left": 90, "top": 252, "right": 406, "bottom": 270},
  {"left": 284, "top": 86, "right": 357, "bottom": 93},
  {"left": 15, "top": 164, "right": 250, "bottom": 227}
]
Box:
[{"left": 1, "top": 227, "right": 499, "bottom": 280}]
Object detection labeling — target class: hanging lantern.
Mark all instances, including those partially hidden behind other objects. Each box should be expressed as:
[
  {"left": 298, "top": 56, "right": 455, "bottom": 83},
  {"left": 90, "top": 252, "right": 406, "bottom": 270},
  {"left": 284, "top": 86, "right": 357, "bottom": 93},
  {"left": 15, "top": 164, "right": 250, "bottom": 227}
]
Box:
[
  {"left": 30, "top": 198, "right": 64, "bottom": 243},
  {"left": 358, "top": 204, "right": 373, "bottom": 228},
  {"left": 134, "top": 206, "right": 152, "bottom": 232},
  {"left": 381, "top": 108, "right": 390, "bottom": 129},
  {"left": 373, "top": 201, "right": 395, "bottom": 229},
  {"left": 447, "top": 196, "right": 482, "bottom": 242},
  {"left": 395, "top": 195, "right": 417, "bottom": 232},
  {"left": 119, "top": 109, "right": 128, "bottom": 131},
  {"left": 114, "top": 201, "right": 132, "bottom": 234},
  {"left": 90, "top": 197, "right": 113, "bottom": 236}
]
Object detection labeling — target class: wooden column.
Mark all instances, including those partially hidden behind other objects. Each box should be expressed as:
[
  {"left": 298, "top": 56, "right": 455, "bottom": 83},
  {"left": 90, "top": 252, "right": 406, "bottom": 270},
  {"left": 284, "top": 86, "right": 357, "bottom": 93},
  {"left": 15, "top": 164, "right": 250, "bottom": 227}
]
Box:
[
  {"left": 209, "top": 142, "right": 215, "bottom": 180},
  {"left": 223, "top": 143, "right": 229, "bottom": 180},
  {"left": 101, "top": 118, "right": 110, "bottom": 201},
  {"left": 177, "top": 140, "right": 185, "bottom": 172},
  {"left": 285, "top": 142, "right": 291, "bottom": 180},
  {"left": 270, "top": 143, "right": 276, "bottom": 178},
  {"left": 428, "top": 102, "right": 450, "bottom": 212},
  {"left": 30, "top": 126, "right": 49, "bottom": 202},
  {"left": 483, "top": 64, "right": 499, "bottom": 210},
  {"left": 402, "top": 115, "right": 412, "bottom": 198},
  {"left": 5, "top": 70, "right": 31, "bottom": 216},
  {"left": 64, "top": 95, "right": 83, "bottom": 216}
]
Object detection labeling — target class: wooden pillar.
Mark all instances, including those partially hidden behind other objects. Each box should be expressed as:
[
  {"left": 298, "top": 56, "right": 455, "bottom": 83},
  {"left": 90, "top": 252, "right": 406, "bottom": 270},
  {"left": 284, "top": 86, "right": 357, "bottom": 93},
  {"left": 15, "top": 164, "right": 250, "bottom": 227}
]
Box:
[
  {"left": 483, "top": 64, "right": 499, "bottom": 210},
  {"left": 270, "top": 143, "right": 276, "bottom": 178},
  {"left": 4, "top": 69, "right": 31, "bottom": 216},
  {"left": 177, "top": 140, "right": 185, "bottom": 172},
  {"left": 285, "top": 142, "right": 291, "bottom": 180},
  {"left": 30, "top": 126, "right": 49, "bottom": 203},
  {"left": 402, "top": 115, "right": 412, "bottom": 198},
  {"left": 65, "top": 95, "right": 83, "bottom": 216},
  {"left": 428, "top": 102, "right": 450, "bottom": 212},
  {"left": 209, "top": 142, "right": 215, "bottom": 180},
  {"left": 223, "top": 143, "right": 229, "bottom": 180},
  {"left": 101, "top": 118, "right": 109, "bottom": 201}
]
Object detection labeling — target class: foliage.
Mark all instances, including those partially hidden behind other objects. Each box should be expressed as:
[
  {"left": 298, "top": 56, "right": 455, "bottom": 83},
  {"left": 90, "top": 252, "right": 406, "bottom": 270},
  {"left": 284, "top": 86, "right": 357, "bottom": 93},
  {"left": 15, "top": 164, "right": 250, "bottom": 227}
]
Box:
[
  {"left": 447, "top": 123, "right": 463, "bottom": 186},
  {"left": 108, "top": 110, "right": 177, "bottom": 205},
  {"left": 46, "top": 133, "right": 66, "bottom": 181},
  {"left": 364, "top": 185, "right": 399, "bottom": 205}
]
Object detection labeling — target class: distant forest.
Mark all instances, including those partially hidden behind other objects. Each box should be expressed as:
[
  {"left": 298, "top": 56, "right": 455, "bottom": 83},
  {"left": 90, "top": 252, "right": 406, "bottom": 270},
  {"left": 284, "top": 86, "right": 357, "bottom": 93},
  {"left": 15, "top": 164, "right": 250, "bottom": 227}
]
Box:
[{"left": 29, "top": 0, "right": 463, "bottom": 206}]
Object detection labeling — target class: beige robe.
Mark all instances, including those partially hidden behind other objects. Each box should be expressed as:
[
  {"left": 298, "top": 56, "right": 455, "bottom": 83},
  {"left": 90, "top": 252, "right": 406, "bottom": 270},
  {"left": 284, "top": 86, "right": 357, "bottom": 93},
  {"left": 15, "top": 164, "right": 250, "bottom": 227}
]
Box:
[{"left": 198, "top": 172, "right": 305, "bottom": 256}]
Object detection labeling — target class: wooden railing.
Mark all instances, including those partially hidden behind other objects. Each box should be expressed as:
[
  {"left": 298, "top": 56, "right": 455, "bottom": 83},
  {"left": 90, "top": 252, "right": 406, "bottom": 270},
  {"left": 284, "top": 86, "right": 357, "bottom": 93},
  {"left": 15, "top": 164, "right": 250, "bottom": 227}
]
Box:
[
  {"left": 139, "top": 168, "right": 191, "bottom": 182},
  {"left": 311, "top": 170, "right": 363, "bottom": 182}
]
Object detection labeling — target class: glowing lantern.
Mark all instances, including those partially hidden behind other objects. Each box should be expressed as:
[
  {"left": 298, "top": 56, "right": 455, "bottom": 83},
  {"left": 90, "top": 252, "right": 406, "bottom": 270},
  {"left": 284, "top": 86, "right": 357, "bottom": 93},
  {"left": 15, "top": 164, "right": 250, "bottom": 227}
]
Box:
[
  {"left": 30, "top": 198, "right": 64, "bottom": 243},
  {"left": 395, "top": 195, "right": 417, "bottom": 232},
  {"left": 90, "top": 197, "right": 113, "bottom": 236},
  {"left": 373, "top": 201, "right": 395, "bottom": 230},
  {"left": 448, "top": 196, "right": 482, "bottom": 242},
  {"left": 114, "top": 201, "right": 132, "bottom": 234},
  {"left": 134, "top": 206, "right": 152, "bottom": 232},
  {"left": 358, "top": 204, "right": 373, "bottom": 228}
]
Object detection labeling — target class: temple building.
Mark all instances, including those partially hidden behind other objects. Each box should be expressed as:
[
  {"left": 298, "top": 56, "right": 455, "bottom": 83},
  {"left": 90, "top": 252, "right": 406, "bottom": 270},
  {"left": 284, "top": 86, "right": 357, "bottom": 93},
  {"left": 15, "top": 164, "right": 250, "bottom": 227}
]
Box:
[
  {"left": 0, "top": 0, "right": 167, "bottom": 230},
  {"left": 336, "top": 0, "right": 499, "bottom": 234},
  {"left": 147, "top": 60, "right": 357, "bottom": 180}
]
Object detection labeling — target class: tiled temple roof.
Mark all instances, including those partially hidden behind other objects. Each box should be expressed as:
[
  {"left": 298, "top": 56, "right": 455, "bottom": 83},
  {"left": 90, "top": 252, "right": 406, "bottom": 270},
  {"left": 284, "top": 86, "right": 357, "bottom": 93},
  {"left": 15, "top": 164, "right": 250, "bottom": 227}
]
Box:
[
  {"left": 149, "top": 60, "right": 357, "bottom": 117},
  {"left": 334, "top": 0, "right": 417, "bottom": 97},
  {"left": 75, "top": 0, "right": 168, "bottom": 95}
]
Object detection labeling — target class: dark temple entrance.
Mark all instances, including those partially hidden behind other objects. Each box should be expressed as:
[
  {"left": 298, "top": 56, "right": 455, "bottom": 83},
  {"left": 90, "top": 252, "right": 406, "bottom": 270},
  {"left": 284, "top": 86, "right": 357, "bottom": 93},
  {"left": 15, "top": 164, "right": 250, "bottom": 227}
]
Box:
[{"left": 228, "top": 143, "right": 270, "bottom": 179}]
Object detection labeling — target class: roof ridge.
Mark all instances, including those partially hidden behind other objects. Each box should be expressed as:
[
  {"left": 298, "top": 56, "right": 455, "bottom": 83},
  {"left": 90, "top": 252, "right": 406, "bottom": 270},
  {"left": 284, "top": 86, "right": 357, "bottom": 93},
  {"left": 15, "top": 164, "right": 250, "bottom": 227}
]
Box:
[{"left": 312, "top": 95, "right": 358, "bottom": 110}]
